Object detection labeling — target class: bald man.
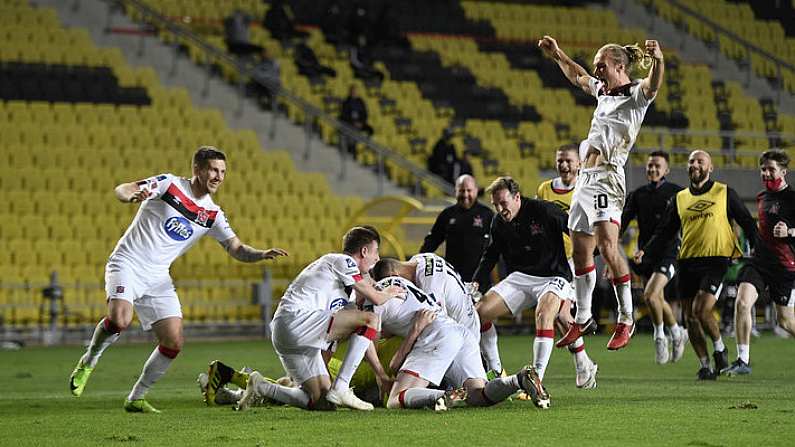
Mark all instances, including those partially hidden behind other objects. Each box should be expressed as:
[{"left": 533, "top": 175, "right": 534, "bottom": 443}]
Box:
[
  {"left": 420, "top": 175, "right": 494, "bottom": 290},
  {"left": 637, "top": 150, "right": 757, "bottom": 380}
]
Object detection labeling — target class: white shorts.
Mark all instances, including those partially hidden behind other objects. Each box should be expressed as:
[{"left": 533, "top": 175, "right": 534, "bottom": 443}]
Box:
[
  {"left": 270, "top": 307, "right": 335, "bottom": 384},
  {"left": 569, "top": 166, "right": 625, "bottom": 234},
  {"left": 490, "top": 272, "right": 574, "bottom": 316},
  {"left": 401, "top": 322, "right": 465, "bottom": 386},
  {"left": 443, "top": 330, "right": 487, "bottom": 387},
  {"left": 104, "top": 262, "right": 181, "bottom": 331}
]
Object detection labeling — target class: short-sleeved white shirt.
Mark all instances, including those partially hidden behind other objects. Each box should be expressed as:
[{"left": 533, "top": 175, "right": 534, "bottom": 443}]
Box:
[
  {"left": 585, "top": 78, "right": 655, "bottom": 169},
  {"left": 109, "top": 173, "right": 236, "bottom": 272},
  {"left": 277, "top": 253, "right": 363, "bottom": 313},
  {"left": 371, "top": 276, "right": 454, "bottom": 339},
  {"left": 410, "top": 253, "right": 475, "bottom": 327}
]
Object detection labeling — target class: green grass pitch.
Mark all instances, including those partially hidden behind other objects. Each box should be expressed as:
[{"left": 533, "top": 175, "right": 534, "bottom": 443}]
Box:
[{"left": 2, "top": 334, "right": 794, "bottom": 446}]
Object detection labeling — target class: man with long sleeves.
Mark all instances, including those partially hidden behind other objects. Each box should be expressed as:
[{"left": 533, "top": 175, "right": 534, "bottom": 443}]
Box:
[{"left": 637, "top": 150, "right": 758, "bottom": 380}]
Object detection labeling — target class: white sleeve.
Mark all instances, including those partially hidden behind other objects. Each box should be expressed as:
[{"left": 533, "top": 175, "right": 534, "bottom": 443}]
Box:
[
  {"left": 331, "top": 255, "right": 363, "bottom": 287},
  {"left": 587, "top": 76, "right": 601, "bottom": 97},
  {"left": 136, "top": 173, "right": 173, "bottom": 200},
  {"left": 632, "top": 81, "right": 655, "bottom": 107},
  {"left": 208, "top": 210, "right": 237, "bottom": 242}
]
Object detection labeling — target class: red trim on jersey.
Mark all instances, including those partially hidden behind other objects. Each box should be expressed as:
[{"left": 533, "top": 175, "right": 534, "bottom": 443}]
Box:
[
  {"left": 166, "top": 184, "right": 218, "bottom": 220},
  {"left": 157, "top": 345, "right": 180, "bottom": 359},
  {"left": 551, "top": 187, "right": 573, "bottom": 194},
  {"left": 398, "top": 389, "right": 407, "bottom": 408},
  {"left": 352, "top": 274, "right": 363, "bottom": 282},
  {"left": 569, "top": 344, "right": 586, "bottom": 354},
  {"left": 326, "top": 316, "right": 335, "bottom": 334},
  {"left": 575, "top": 265, "right": 596, "bottom": 276},
  {"left": 401, "top": 369, "right": 421, "bottom": 379},
  {"left": 609, "top": 218, "right": 620, "bottom": 227},
  {"left": 536, "top": 329, "right": 555, "bottom": 338},
  {"left": 611, "top": 274, "right": 631, "bottom": 285},
  {"left": 480, "top": 321, "right": 493, "bottom": 333}
]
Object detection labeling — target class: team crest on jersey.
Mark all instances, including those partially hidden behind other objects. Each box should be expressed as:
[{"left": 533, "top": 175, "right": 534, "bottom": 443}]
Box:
[
  {"left": 196, "top": 209, "right": 209, "bottom": 225},
  {"left": 329, "top": 298, "right": 348, "bottom": 311},
  {"left": 529, "top": 222, "right": 542, "bottom": 235},
  {"left": 770, "top": 202, "right": 780, "bottom": 215},
  {"left": 473, "top": 216, "right": 483, "bottom": 228},
  {"left": 687, "top": 200, "right": 715, "bottom": 213},
  {"left": 164, "top": 216, "right": 193, "bottom": 241}
]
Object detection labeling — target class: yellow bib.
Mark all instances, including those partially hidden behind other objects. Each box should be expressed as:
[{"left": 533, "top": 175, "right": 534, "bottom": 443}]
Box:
[
  {"left": 676, "top": 181, "right": 740, "bottom": 259},
  {"left": 537, "top": 179, "right": 574, "bottom": 258}
]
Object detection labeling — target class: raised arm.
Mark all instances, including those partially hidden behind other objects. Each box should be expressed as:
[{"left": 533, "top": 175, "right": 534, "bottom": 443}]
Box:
[
  {"left": 538, "top": 35, "right": 592, "bottom": 94},
  {"left": 641, "top": 40, "right": 664, "bottom": 100},
  {"left": 114, "top": 182, "right": 151, "bottom": 203},
  {"left": 220, "top": 237, "right": 289, "bottom": 263}
]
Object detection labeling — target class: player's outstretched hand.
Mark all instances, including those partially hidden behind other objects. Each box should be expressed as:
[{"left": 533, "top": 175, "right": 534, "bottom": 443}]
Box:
[
  {"left": 376, "top": 373, "right": 394, "bottom": 403},
  {"left": 773, "top": 221, "right": 789, "bottom": 238},
  {"left": 262, "top": 248, "right": 289, "bottom": 259},
  {"left": 538, "top": 35, "right": 559, "bottom": 59},
  {"left": 413, "top": 309, "right": 437, "bottom": 333},
  {"left": 645, "top": 40, "right": 663, "bottom": 61},
  {"left": 129, "top": 187, "right": 151, "bottom": 203},
  {"left": 633, "top": 250, "right": 644, "bottom": 264}
]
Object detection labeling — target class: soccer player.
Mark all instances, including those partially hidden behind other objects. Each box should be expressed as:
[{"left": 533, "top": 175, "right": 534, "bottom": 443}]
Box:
[
  {"left": 68, "top": 146, "right": 288, "bottom": 413},
  {"left": 420, "top": 174, "right": 494, "bottom": 290},
  {"left": 620, "top": 151, "right": 687, "bottom": 364},
  {"left": 368, "top": 275, "right": 542, "bottom": 410},
  {"left": 472, "top": 177, "right": 597, "bottom": 407},
  {"left": 637, "top": 150, "right": 758, "bottom": 380},
  {"left": 539, "top": 36, "right": 664, "bottom": 350},
  {"left": 236, "top": 226, "right": 405, "bottom": 411},
  {"left": 723, "top": 150, "right": 795, "bottom": 376},
  {"left": 370, "top": 253, "right": 480, "bottom": 339}
]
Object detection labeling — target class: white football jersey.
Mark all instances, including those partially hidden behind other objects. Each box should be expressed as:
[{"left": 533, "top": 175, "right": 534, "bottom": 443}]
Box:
[
  {"left": 585, "top": 78, "right": 655, "bottom": 169},
  {"left": 277, "top": 253, "right": 363, "bottom": 313},
  {"left": 371, "top": 276, "right": 456, "bottom": 340},
  {"left": 109, "top": 173, "right": 236, "bottom": 272},
  {"left": 410, "top": 253, "right": 476, "bottom": 328}
]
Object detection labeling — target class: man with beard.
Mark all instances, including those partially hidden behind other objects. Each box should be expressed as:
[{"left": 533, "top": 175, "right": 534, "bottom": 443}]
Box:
[
  {"left": 723, "top": 150, "right": 795, "bottom": 376},
  {"left": 621, "top": 150, "right": 687, "bottom": 364},
  {"left": 420, "top": 174, "right": 494, "bottom": 290},
  {"left": 636, "top": 150, "right": 757, "bottom": 380}
]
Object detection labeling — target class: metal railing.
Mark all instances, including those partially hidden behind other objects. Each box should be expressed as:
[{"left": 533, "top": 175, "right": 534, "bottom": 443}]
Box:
[
  {"left": 110, "top": 0, "right": 453, "bottom": 197},
  {"left": 662, "top": 0, "right": 795, "bottom": 104}
]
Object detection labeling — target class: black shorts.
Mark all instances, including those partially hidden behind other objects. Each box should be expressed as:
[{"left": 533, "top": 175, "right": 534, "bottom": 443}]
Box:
[
  {"left": 677, "top": 258, "right": 730, "bottom": 300},
  {"left": 630, "top": 256, "right": 677, "bottom": 281},
  {"left": 737, "top": 262, "right": 795, "bottom": 307}
]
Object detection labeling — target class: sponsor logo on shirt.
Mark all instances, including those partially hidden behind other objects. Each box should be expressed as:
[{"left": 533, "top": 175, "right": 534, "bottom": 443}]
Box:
[
  {"left": 116, "top": 286, "right": 125, "bottom": 293},
  {"left": 329, "top": 298, "right": 348, "bottom": 311},
  {"left": 686, "top": 200, "right": 715, "bottom": 213},
  {"left": 164, "top": 216, "right": 193, "bottom": 241},
  {"left": 346, "top": 258, "right": 357, "bottom": 268}
]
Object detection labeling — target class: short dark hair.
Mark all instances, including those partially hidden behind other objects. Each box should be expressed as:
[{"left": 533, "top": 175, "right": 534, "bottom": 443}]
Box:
[
  {"left": 342, "top": 225, "right": 380, "bottom": 255},
  {"left": 759, "top": 150, "right": 789, "bottom": 169},
  {"left": 649, "top": 150, "right": 670, "bottom": 163},
  {"left": 193, "top": 146, "right": 226, "bottom": 170},
  {"left": 556, "top": 143, "right": 579, "bottom": 155},
  {"left": 371, "top": 258, "right": 401, "bottom": 281},
  {"left": 485, "top": 176, "right": 521, "bottom": 196}
]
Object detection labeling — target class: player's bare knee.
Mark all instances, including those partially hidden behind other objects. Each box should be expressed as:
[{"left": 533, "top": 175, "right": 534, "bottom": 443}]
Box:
[{"left": 735, "top": 296, "right": 753, "bottom": 314}]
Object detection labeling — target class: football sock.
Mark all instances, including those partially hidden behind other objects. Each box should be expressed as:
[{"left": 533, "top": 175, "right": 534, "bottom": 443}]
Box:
[
  {"left": 653, "top": 323, "right": 665, "bottom": 340},
  {"left": 128, "top": 345, "right": 179, "bottom": 401},
  {"left": 699, "top": 356, "right": 710, "bottom": 369},
  {"left": 737, "top": 344, "right": 750, "bottom": 364},
  {"left": 83, "top": 317, "right": 121, "bottom": 368},
  {"left": 668, "top": 323, "right": 683, "bottom": 341},
  {"left": 255, "top": 380, "right": 309, "bottom": 409},
  {"left": 331, "top": 326, "right": 376, "bottom": 392},
  {"left": 612, "top": 275, "right": 634, "bottom": 324},
  {"left": 397, "top": 389, "right": 446, "bottom": 409},
  {"left": 568, "top": 339, "right": 588, "bottom": 369},
  {"left": 480, "top": 322, "right": 503, "bottom": 373},
  {"left": 574, "top": 266, "right": 596, "bottom": 324},
  {"left": 713, "top": 337, "right": 725, "bottom": 353},
  {"left": 479, "top": 375, "right": 520, "bottom": 404},
  {"left": 533, "top": 329, "right": 554, "bottom": 380}
]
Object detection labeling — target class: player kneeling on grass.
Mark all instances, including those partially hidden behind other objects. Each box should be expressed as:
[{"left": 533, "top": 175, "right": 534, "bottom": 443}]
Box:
[
  {"left": 68, "top": 146, "right": 288, "bottom": 413},
  {"left": 370, "top": 275, "right": 544, "bottom": 411},
  {"left": 229, "top": 226, "right": 406, "bottom": 411}
]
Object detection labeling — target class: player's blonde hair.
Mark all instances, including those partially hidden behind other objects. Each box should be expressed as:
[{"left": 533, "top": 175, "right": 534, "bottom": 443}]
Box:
[{"left": 596, "top": 43, "right": 652, "bottom": 72}]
